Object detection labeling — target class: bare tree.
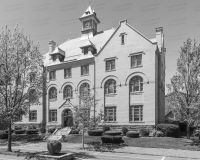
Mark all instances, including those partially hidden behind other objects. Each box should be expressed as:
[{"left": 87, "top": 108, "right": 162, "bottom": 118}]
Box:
[
  {"left": 72, "top": 86, "right": 103, "bottom": 149},
  {"left": 167, "top": 38, "right": 200, "bottom": 139},
  {"left": 0, "top": 25, "right": 43, "bottom": 151}
]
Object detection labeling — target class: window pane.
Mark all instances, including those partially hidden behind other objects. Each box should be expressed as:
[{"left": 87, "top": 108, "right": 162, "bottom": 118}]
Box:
[
  {"left": 137, "top": 55, "right": 142, "bottom": 66},
  {"left": 105, "top": 107, "right": 116, "bottom": 122},
  {"left": 131, "top": 56, "right": 136, "bottom": 67},
  {"left": 111, "top": 60, "right": 115, "bottom": 70},
  {"left": 106, "top": 61, "right": 110, "bottom": 71}
]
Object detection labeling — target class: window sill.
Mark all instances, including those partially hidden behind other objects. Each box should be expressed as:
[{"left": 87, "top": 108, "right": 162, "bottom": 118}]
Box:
[
  {"left": 64, "top": 76, "right": 72, "bottom": 79},
  {"left": 105, "top": 94, "right": 117, "bottom": 97},
  {"left": 130, "top": 92, "right": 143, "bottom": 95},
  {"left": 106, "top": 69, "right": 116, "bottom": 72},
  {"left": 129, "top": 121, "right": 145, "bottom": 123},
  {"left": 131, "top": 65, "right": 143, "bottom": 69},
  {"left": 50, "top": 79, "right": 56, "bottom": 81},
  {"left": 49, "top": 99, "right": 57, "bottom": 102},
  {"left": 49, "top": 121, "right": 58, "bottom": 123},
  {"left": 81, "top": 74, "right": 90, "bottom": 77},
  {"left": 104, "top": 121, "right": 118, "bottom": 123},
  {"left": 63, "top": 97, "right": 73, "bottom": 100},
  {"left": 29, "top": 120, "right": 37, "bottom": 122}
]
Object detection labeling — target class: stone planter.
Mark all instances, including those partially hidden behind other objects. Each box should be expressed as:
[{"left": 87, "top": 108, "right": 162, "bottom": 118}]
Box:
[{"left": 37, "top": 153, "right": 73, "bottom": 160}]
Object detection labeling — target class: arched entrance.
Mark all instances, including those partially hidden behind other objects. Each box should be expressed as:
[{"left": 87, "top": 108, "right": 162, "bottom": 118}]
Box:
[{"left": 62, "top": 109, "right": 73, "bottom": 127}]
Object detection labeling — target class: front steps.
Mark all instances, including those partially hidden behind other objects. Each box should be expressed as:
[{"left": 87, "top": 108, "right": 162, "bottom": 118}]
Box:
[{"left": 48, "top": 127, "right": 72, "bottom": 141}]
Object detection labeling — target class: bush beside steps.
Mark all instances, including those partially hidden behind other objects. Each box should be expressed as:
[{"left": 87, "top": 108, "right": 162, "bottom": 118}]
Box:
[
  {"left": 101, "top": 135, "right": 122, "bottom": 143},
  {"left": 126, "top": 131, "right": 139, "bottom": 138},
  {"left": 88, "top": 130, "right": 103, "bottom": 136}
]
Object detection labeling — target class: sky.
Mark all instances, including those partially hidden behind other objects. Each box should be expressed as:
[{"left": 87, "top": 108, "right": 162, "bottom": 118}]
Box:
[{"left": 0, "top": 0, "right": 199, "bottom": 94}]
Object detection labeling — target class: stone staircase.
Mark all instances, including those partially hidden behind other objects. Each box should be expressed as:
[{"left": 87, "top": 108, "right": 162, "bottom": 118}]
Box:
[{"left": 47, "top": 127, "right": 71, "bottom": 141}]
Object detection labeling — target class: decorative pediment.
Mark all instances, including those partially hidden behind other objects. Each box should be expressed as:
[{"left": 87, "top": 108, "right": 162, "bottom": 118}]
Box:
[{"left": 59, "top": 99, "right": 73, "bottom": 109}]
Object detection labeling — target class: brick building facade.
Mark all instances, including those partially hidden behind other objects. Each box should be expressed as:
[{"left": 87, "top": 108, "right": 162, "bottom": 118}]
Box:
[{"left": 17, "top": 6, "right": 165, "bottom": 129}]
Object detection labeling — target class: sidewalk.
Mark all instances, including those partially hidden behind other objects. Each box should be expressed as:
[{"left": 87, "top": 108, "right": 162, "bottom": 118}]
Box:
[
  {"left": 0, "top": 142, "right": 200, "bottom": 159},
  {"left": 62, "top": 143, "right": 200, "bottom": 159}
]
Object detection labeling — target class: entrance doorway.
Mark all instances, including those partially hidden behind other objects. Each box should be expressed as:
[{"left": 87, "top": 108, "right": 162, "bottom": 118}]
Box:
[{"left": 62, "top": 109, "right": 73, "bottom": 127}]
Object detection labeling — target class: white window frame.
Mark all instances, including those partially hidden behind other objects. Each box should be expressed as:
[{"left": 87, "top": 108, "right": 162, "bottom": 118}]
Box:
[
  {"left": 49, "top": 110, "right": 57, "bottom": 122},
  {"left": 106, "top": 59, "right": 115, "bottom": 71},
  {"left": 64, "top": 68, "right": 72, "bottom": 78},
  {"left": 130, "top": 105, "right": 143, "bottom": 122},
  {"left": 105, "top": 107, "right": 116, "bottom": 122},
  {"left": 29, "top": 110, "right": 37, "bottom": 122}
]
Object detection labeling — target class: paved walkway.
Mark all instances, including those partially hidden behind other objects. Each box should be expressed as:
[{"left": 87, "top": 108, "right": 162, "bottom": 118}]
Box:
[{"left": 0, "top": 142, "right": 200, "bottom": 159}]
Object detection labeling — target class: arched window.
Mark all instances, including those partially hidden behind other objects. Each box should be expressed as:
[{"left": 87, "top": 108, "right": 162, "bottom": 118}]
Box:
[
  {"left": 49, "top": 87, "right": 57, "bottom": 100},
  {"left": 63, "top": 85, "right": 73, "bottom": 99},
  {"left": 80, "top": 83, "right": 90, "bottom": 97},
  {"left": 105, "top": 79, "right": 116, "bottom": 94},
  {"left": 130, "top": 76, "right": 143, "bottom": 92},
  {"left": 29, "top": 89, "right": 38, "bottom": 103}
]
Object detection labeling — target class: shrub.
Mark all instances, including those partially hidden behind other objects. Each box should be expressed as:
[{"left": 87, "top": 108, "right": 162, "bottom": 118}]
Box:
[
  {"left": 154, "top": 130, "right": 165, "bottom": 137},
  {"left": 40, "top": 127, "right": 46, "bottom": 133},
  {"left": 140, "top": 128, "right": 150, "bottom": 137},
  {"left": 15, "top": 130, "right": 26, "bottom": 134},
  {"left": 103, "top": 126, "right": 110, "bottom": 133},
  {"left": 101, "top": 136, "right": 122, "bottom": 143},
  {"left": 126, "top": 131, "right": 139, "bottom": 138},
  {"left": 26, "top": 129, "right": 39, "bottom": 135},
  {"left": 47, "top": 140, "right": 62, "bottom": 155},
  {"left": 88, "top": 130, "right": 103, "bottom": 136},
  {"left": 12, "top": 134, "right": 45, "bottom": 142},
  {"left": 104, "top": 131, "right": 122, "bottom": 136},
  {"left": 48, "top": 127, "right": 56, "bottom": 134},
  {"left": 0, "top": 131, "right": 8, "bottom": 139},
  {"left": 122, "top": 126, "right": 128, "bottom": 136},
  {"left": 69, "top": 128, "right": 79, "bottom": 134},
  {"left": 156, "top": 124, "right": 180, "bottom": 138},
  {"left": 14, "top": 126, "right": 23, "bottom": 130},
  {"left": 179, "top": 122, "right": 187, "bottom": 132}
]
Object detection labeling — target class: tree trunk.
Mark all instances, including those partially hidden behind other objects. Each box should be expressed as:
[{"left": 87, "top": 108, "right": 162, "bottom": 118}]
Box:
[
  {"left": 7, "top": 122, "right": 12, "bottom": 152},
  {"left": 187, "top": 124, "right": 190, "bottom": 139},
  {"left": 82, "top": 124, "right": 85, "bottom": 149}
]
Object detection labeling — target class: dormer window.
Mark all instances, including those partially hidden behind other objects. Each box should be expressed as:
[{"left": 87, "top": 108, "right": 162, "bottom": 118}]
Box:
[{"left": 82, "top": 48, "right": 88, "bottom": 55}]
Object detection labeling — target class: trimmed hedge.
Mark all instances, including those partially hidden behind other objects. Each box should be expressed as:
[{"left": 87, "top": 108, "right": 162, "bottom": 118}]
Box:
[
  {"left": 156, "top": 124, "right": 180, "bottom": 138},
  {"left": 103, "top": 126, "right": 110, "bottom": 133},
  {"left": 15, "top": 130, "right": 26, "bottom": 134},
  {"left": 88, "top": 130, "right": 103, "bottom": 136},
  {"left": 101, "top": 135, "right": 122, "bottom": 143},
  {"left": 140, "top": 128, "right": 150, "bottom": 137},
  {"left": 40, "top": 127, "right": 46, "bottom": 133},
  {"left": 126, "top": 131, "right": 139, "bottom": 138},
  {"left": 104, "top": 131, "right": 122, "bottom": 136},
  {"left": 122, "top": 126, "right": 128, "bottom": 136},
  {"left": 0, "top": 131, "right": 8, "bottom": 139},
  {"left": 26, "top": 129, "right": 39, "bottom": 135},
  {"left": 48, "top": 127, "right": 56, "bottom": 134},
  {"left": 12, "top": 134, "right": 44, "bottom": 142}
]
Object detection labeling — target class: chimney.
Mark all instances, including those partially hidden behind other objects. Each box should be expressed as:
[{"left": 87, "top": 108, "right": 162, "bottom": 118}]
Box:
[
  {"left": 49, "top": 40, "right": 56, "bottom": 53},
  {"left": 155, "top": 27, "right": 163, "bottom": 52}
]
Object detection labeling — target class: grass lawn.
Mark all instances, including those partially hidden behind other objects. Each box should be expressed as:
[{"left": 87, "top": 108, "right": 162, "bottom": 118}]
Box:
[{"left": 64, "top": 134, "right": 200, "bottom": 151}]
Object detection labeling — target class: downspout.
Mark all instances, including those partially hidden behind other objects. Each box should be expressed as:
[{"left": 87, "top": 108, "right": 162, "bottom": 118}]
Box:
[
  {"left": 42, "top": 65, "right": 47, "bottom": 126},
  {"left": 94, "top": 59, "right": 96, "bottom": 128}
]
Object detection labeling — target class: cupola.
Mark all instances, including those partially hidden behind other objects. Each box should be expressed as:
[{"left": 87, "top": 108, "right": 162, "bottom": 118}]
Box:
[{"left": 79, "top": 6, "right": 100, "bottom": 39}]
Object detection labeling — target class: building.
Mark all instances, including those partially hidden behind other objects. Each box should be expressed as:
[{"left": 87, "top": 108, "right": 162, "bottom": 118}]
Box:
[{"left": 17, "top": 6, "right": 166, "bottom": 130}]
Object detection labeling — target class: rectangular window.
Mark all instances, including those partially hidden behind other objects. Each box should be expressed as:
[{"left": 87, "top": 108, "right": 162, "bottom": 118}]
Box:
[
  {"left": 29, "top": 110, "right": 37, "bottom": 121},
  {"left": 106, "top": 59, "right": 115, "bottom": 71},
  {"left": 49, "top": 110, "right": 57, "bottom": 122},
  {"left": 52, "top": 55, "right": 56, "bottom": 61},
  {"left": 105, "top": 107, "right": 116, "bottom": 122},
  {"left": 81, "top": 65, "right": 89, "bottom": 75},
  {"left": 131, "top": 54, "right": 142, "bottom": 67},
  {"left": 64, "top": 68, "right": 71, "bottom": 78},
  {"left": 130, "top": 105, "right": 143, "bottom": 122},
  {"left": 121, "top": 35, "right": 125, "bottom": 44},
  {"left": 49, "top": 71, "right": 56, "bottom": 80},
  {"left": 30, "top": 72, "right": 36, "bottom": 83}
]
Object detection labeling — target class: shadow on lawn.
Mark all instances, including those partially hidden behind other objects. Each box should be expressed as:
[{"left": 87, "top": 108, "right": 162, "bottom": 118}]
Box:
[
  {"left": 85, "top": 140, "right": 128, "bottom": 152},
  {"left": 73, "top": 152, "right": 97, "bottom": 159}
]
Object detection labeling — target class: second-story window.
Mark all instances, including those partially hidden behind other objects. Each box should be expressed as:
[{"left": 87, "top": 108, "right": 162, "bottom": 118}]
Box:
[
  {"left": 81, "top": 65, "right": 89, "bottom": 75},
  {"left": 49, "top": 71, "right": 56, "bottom": 80},
  {"left": 106, "top": 59, "right": 115, "bottom": 71},
  {"left": 131, "top": 54, "right": 142, "bottom": 67},
  {"left": 64, "top": 68, "right": 71, "bottom": 78},
  {"left": 30, "top": 72, "right": 36, "bottom": 83}
]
